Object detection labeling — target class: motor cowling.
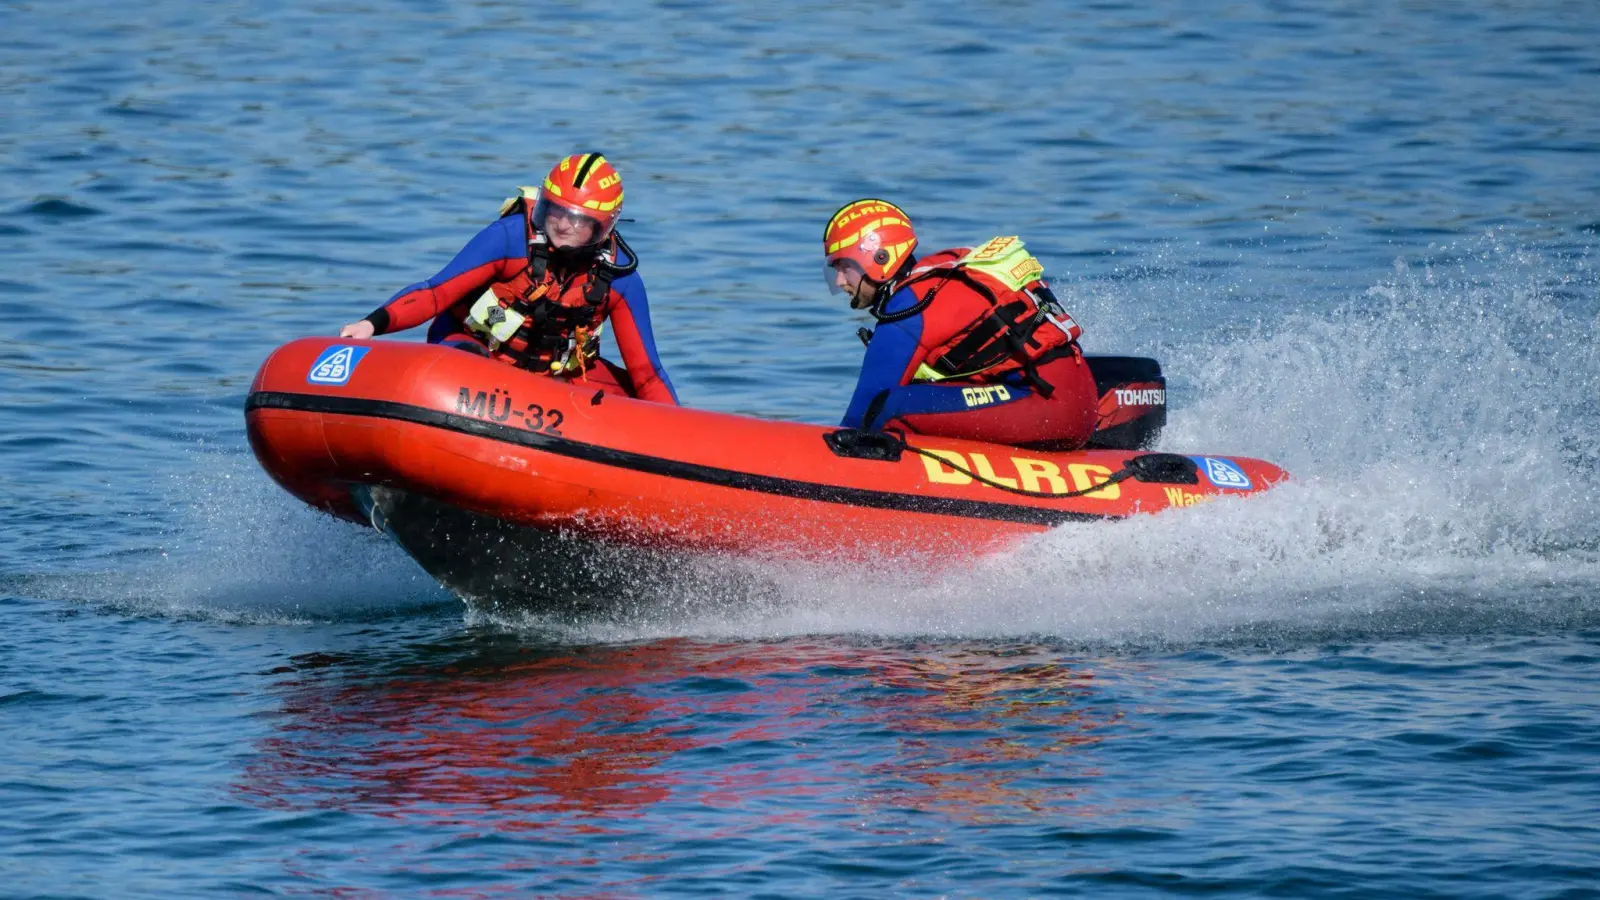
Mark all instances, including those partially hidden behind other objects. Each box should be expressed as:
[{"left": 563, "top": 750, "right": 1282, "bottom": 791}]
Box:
[{"left": 1084, "top": 355, "right": 1167, "bottom": 450}]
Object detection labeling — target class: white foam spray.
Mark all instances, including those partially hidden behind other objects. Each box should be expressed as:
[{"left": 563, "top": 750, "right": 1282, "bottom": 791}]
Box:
[
  {"left": 22, "top": 451, "right": 453, "bottom": 624},
  {"left": 56, "top": 236, "right": 1594, "bottom": 642},
  {"left": 494, "top": 235, "right": 1600, "bottom": 647}
]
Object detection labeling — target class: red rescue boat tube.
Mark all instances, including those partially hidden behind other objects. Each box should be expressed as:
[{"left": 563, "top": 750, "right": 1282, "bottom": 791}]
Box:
[{"left": 245, "top": 339, "right": 1287, "bottom": 597}]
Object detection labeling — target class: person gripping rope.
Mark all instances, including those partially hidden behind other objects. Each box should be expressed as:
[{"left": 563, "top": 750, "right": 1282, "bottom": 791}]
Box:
[
  {"left": 339, "top": 153, "right": 678, "bottom": 404},
  {"left": 823, "top": 199, "right": 1097, "bottom": 449}
]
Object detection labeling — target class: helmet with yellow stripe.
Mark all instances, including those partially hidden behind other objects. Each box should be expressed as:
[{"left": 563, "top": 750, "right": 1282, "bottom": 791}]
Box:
[
  {"left": 533, "top": 152, "right": 624, "bottom": 251},
  {"left": 823, "top": 199, "right": 918, "bottom": 307}
]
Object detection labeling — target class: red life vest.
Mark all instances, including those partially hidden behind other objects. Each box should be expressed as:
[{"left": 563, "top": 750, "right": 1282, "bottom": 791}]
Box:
[
  {"left": 458, "top": 197, "right": 634, "bottom": 374},
  {"left": 887, "top": 239, "right": 1083, "bottom": 394}
]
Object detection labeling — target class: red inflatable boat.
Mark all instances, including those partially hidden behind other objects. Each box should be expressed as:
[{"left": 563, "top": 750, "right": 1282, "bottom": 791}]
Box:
[{"left": 246, "top": 338, "right": 1286, "bottom": 608}]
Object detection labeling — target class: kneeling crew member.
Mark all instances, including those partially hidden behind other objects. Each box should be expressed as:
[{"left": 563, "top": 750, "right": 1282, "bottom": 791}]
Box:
[
  {"left": 823, "top": 199, "right": 1096, "bottom": 449},
  {"left": 339, "top": 153, "right": 678, "bottom": 404}
]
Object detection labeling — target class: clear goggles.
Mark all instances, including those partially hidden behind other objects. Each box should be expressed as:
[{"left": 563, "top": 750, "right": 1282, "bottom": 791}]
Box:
[{"left": 532, "top": 197, "right": 610, "bottom": 246}]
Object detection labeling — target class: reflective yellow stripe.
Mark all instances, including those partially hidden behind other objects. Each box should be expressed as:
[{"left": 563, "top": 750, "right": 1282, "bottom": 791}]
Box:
[
  {"left": 581, "top": 191, "right": 624, "bottom": 212},
  {"left": 827, "top": 231, "right": 863, "bottom": 254},
  {"left": 881, "top": 237, "right": 916, "bottom": 270},
  {"left": 826, "top": 216, "right": 910, "bottom": 256}
]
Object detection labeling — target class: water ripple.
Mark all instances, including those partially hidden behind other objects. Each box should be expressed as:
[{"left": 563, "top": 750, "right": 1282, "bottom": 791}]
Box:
[{"left": 2, "top": 0, "right": 1599, "bottom": 895}]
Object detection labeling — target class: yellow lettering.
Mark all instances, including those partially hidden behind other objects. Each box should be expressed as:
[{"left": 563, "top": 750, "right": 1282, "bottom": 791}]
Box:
[
  {"left": 1013, "top": 458, "right": 1067, "bottom": 494},
  {"left": 835, "top": 203, "right": 890, "bottom": 228},
  {"left": 920, "top": 450, "right": 972, "bottom": 485},
  {"left": 959, "top": 386, "right": 1011, "bottom": 408},
  {"left": 1009, "top": 258, "right": 1044, "bottom": 282},
  {"left": 1162, "top": 487, "right": 1215, "bottom": 508},
  {"left": 972, "top": 236, "right": 1016, "bottom": 260},
  {"left": 970, "top": 453, "right": 1019, "bottom": 489},
  {"left": 1067, "top": 463, "right": 1121, "bottom": 500}
]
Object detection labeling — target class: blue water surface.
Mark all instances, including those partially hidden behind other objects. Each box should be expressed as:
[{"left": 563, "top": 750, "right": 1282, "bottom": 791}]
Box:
[{"left": 3, "top": 0, "right": 1600, "bottom": 896}]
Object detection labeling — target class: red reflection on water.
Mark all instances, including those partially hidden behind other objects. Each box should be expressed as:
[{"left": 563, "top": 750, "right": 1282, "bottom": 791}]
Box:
[{"left": 238, "top": 639, "right": 1121, "bottom": 831}]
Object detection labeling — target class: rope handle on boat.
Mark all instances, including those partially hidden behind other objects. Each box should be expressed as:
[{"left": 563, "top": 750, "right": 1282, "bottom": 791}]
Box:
[{"left": 823, "top": 428, "right": 1200, "bottom": 499}]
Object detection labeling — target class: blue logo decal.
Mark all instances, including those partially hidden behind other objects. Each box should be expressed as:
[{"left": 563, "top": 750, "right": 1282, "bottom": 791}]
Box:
[
  {"left": 1193, "top": 456, "right": 1253, "bottom": 491},
  {"left": 307, "top": 345, "right": 370, "bottom": 386}
]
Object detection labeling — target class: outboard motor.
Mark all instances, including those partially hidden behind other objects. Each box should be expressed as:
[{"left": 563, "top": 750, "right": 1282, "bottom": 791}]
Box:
[{"left": 1083, "top": 355, "right": 1166, "bottom": 450}]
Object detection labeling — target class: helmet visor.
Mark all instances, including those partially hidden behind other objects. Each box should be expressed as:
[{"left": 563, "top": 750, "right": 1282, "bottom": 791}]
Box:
[
  {"left": 825, "top": 257, "right": 867, "bottom": 297},
  {"left": 532, "top": 196, "right": 609, "bottom": 248}
]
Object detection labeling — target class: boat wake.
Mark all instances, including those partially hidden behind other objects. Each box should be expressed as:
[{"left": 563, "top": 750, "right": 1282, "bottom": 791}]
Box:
[
  {"left": 481, "top": 236, "right": 1600, "bottom": 647},
  {"left": 9, "top": 453, "right": 454, "bottom": 624},
  {"left": 29, "top": 237, "right": 1597, "bottom": 644}
]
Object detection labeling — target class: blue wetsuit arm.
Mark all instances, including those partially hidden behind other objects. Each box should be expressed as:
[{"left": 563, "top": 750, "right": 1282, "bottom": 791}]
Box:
[
  {"left": 607, "top": 272, "right": 680, "bottom": 405},
  {"left": 840, "top": 313, "right": 923, "bottom": 428}
]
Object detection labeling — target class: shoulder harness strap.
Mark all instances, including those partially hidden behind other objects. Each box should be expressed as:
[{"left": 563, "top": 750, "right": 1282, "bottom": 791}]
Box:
[
  {"left": 913, "top": 239, "right": 1067, "bottom": 398},
  {"left": 582, "top": 231, "right": 638, "bottom": 307}
]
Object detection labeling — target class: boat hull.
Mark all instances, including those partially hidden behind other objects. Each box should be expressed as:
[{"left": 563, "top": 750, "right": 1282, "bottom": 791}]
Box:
[{"left": 245, "top": 338, "right": 1287, "bottom": 598}]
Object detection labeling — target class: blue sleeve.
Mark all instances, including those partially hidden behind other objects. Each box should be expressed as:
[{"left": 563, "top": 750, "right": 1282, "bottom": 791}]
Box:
[
  {"left": 841, "top": 292, "right": 924, "bottom": 428},
  {"left": 386, "top": 215, "right": 524, "bottom": 303},
  {"left": 608, "top": 270, "right": 680, "bottom": 404}
]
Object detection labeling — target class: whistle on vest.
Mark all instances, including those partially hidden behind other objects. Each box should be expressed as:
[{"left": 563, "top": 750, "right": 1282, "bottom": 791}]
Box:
[
  {"left": 550, "top": 325, "right": 604, "bottom": 377},
  {"left": 550, "top": 333, "right": 580, "bottom": 375}
]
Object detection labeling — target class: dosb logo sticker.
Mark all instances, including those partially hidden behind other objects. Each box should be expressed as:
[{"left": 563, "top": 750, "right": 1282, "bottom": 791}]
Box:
[
  {"left": 307, "top": 345, "right": 370, "bottom": 386},
  {"left": 1194, "top": 456, "right": 1253, "bottom": 491}
]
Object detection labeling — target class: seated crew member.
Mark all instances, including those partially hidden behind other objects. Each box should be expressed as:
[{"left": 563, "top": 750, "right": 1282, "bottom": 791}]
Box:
[
  {"left": 339, "top": 153, "right": 678, "bottom": 404},
  {"left": 823, "top": 199, "right": 1097, "bottom": 449}
]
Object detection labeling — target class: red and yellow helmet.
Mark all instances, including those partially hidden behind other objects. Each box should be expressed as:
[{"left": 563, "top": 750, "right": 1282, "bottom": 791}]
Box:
[
  {"left": 823, "top": 199, "right": 918, "bottom": 286},
  {"left": 532, "top": 152, "right": 624, "bottom": 249}
]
